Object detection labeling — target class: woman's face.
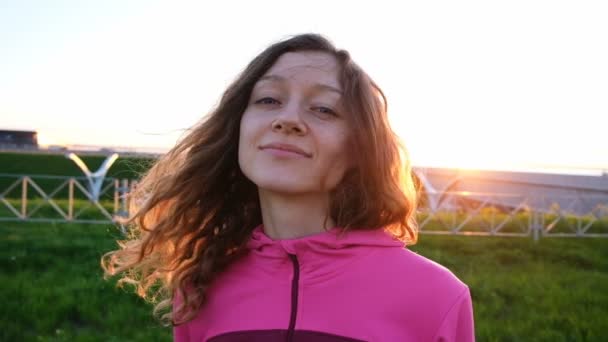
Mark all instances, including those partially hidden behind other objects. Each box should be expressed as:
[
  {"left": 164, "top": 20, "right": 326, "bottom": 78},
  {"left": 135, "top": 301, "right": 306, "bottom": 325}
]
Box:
[{"left": 238, "top": 51, "right": 351, "bottom": 195}]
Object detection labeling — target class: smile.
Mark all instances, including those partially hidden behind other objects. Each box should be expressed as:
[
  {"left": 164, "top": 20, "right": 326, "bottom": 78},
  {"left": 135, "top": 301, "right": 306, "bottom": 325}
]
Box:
[{"left": 259, "top": 143, "right": 312, "bottom": 158}]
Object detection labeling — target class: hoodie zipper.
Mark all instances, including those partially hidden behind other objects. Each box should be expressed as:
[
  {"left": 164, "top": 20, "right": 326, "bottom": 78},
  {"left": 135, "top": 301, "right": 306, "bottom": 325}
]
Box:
[{"left": 287, "top": 253, "right": 300, "bottom": 342}]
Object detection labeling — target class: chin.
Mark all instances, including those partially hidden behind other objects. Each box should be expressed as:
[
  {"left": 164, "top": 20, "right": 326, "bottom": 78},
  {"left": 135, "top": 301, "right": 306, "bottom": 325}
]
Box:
[
  {"left": 241, "top": 166, "right": 308, "bottom": 192},
  {"left": 255, "top": 179, "right": 313, "bottom": 194}
]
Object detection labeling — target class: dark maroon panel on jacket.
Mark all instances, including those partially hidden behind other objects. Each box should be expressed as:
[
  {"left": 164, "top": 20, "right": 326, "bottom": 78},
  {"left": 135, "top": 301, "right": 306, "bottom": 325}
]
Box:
[{"left": 207, "top": 329, "right": 366, "bottom": 342}]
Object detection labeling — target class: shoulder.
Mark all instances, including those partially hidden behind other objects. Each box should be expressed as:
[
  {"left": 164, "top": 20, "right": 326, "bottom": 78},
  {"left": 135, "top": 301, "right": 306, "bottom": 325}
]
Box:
[
  {"left": 364, "top": 245, "right": 469, "bottom": 302},
  {"left": 403, "top": 247, "right": 466, "bottom": 286},
  {"left": 353, "top": 245, "right": 474, "bottom": 340}
]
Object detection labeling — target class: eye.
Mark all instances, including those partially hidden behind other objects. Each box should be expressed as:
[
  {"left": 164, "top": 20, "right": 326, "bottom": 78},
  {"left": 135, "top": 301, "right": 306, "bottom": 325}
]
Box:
[
  {"left": 313, "top": 106, "right": 337, "bottom": 116},
  {"left": 255, "top": 97, "right": 281, "bottom": 105}
]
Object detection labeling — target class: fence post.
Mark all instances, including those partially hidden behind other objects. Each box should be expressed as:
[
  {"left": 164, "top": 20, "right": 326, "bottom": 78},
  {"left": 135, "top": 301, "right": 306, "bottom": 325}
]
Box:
[
  {"left": 68, "top": 178, "right": 74, "bottom": 220},
  {"left": 532, "top": 211, "right": 540, "bottom": 242},
  {"left": 120, "top": 179, "right": 129, "bottom": 218},
  {"left": 576, "top": 215, "right": 583, "bottom": 237},
  {"left": 20, "top": 177, "right": 28, "bottom": 219},
  {"left": 114, "top": 179, "right": 119, "bottom": 215}
]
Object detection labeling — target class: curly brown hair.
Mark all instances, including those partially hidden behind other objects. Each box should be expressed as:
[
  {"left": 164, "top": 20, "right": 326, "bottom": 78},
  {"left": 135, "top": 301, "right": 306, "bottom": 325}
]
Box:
[{"left": 100, "top": 33, "right": 418, "bottom": 326}]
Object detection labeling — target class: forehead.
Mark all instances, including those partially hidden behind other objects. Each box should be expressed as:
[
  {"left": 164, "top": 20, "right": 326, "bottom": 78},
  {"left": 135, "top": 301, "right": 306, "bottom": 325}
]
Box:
[{"left": 262, "top": 51, "right": 340, "bottom": 87}]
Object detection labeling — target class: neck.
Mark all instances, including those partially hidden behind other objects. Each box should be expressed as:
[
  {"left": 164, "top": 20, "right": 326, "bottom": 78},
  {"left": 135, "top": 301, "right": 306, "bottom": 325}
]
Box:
[{"left": 258, "top": 188, "right": 335, "bottom": 240}]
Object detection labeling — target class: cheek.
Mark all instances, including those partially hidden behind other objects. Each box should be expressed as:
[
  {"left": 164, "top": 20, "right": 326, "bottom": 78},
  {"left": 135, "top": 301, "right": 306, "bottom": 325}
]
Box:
[
  {"left": 328, "top": 129, "right": 350, "bottom": 165},
  {"left": 238, "top": 113, "right": 254, "bottom": 169},
  {"left": 317, "top": 131, "right": 351, "bottom": 189},
  {"left": 238, "top": 110, "right": 268, "bottom": 179}
]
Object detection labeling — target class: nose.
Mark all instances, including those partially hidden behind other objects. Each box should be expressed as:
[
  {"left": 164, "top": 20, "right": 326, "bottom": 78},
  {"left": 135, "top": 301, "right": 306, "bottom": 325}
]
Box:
[{"left": 271, "top": 103, "right": 307, "bottom": 135}]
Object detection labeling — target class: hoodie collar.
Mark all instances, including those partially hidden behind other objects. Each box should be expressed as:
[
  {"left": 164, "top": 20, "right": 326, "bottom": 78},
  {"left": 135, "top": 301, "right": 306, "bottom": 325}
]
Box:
[{"left": 246, "top": 224, "right": 405, "bottom": 262}]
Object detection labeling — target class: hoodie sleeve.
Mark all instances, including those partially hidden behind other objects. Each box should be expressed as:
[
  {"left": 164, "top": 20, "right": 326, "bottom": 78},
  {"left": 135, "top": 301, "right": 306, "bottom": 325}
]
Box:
[{"left": 432, "top": 287, "right": 475, "bottom": 342}]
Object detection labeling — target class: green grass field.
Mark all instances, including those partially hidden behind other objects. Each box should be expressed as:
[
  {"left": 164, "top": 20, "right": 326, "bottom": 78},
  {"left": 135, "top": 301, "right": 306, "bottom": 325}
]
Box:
[
  {"left": 1, "top": 222, "right": 171, "bottom": 341},
  {"left": 1, "top": 222, "right": 606, "bottom": 341},
  {"left": 2, "top": 151, "right": 607, "bottom": 340}
]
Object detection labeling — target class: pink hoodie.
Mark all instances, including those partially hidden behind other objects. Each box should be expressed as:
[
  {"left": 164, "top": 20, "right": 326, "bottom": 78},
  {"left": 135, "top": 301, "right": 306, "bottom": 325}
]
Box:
[{"left": 174, "top": 225, "right": 475, "bottom": 341}]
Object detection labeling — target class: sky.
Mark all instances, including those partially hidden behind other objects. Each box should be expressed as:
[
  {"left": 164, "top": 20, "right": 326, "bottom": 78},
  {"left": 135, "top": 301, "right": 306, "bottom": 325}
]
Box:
[{"left": 1, "top": 0, "right": 607, "bottom": 174}]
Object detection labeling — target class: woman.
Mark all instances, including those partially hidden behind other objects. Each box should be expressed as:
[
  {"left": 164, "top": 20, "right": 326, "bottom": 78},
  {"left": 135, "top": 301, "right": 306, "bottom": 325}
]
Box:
[{"left": 102, "top": 33, "right": 475, "bottom": 341}]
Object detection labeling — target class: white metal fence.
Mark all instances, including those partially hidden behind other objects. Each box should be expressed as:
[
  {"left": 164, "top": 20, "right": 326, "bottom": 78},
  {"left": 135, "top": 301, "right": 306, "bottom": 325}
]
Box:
[
  {"left": 0, "top": 174, "right": 135, "bottom": 224},
  {"left": 1, "top": 174, "right": 606, "bottom": 239},
  {"left": 418, "top": 191, "right": 608, "bottom": 239}
]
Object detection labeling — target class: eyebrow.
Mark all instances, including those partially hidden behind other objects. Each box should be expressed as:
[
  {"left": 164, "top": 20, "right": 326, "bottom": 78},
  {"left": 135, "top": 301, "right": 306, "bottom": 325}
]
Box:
[{"left": 257, "top": 74, "right": 343, "bottom": 95}]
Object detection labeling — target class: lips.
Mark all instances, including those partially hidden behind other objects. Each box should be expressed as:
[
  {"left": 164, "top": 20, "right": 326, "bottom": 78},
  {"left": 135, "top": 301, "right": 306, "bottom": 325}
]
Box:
[{"left": 259, "top": 142, "right": 312, "bottom": 158}]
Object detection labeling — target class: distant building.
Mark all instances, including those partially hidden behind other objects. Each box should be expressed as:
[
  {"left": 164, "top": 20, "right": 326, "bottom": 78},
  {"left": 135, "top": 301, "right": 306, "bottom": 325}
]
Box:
[
  {"left": 414, "top": 167, "right": 608, "bottom": 215},
  {"left": 0, "top": 129, "right": 38, "bottom": 149}
]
